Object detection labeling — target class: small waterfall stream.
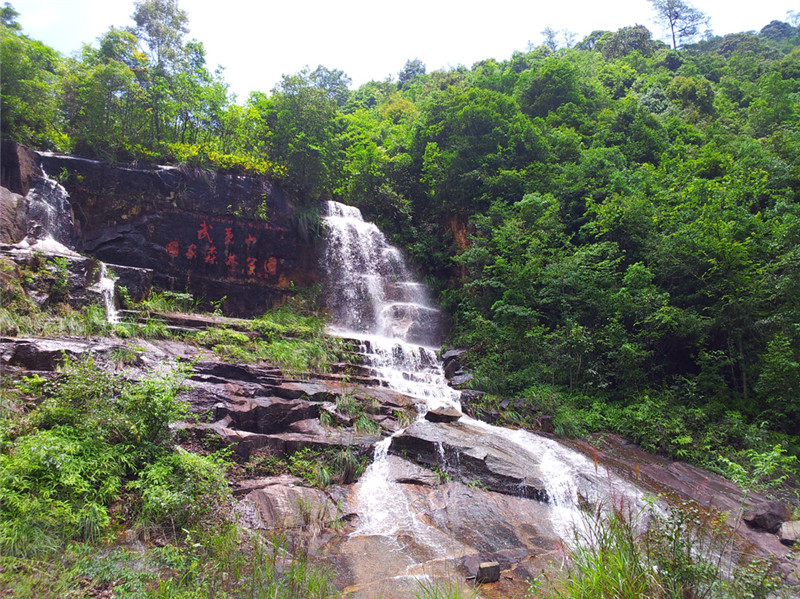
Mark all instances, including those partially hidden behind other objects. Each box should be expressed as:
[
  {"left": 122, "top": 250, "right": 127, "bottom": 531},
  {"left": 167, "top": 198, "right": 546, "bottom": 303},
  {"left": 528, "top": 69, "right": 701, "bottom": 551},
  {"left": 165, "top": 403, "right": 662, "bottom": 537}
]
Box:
[
  {"left": 95, "top": 262, "right": 120, "bottom": 324},
  {"left": 24, "top": 166, "right": 77, "bottom": 247},
  {"left": 322, "top": 201, "right": 653, "bottom": 593},
  {"left": 11, "top": 165, "right": 119, "bottom": 325}
]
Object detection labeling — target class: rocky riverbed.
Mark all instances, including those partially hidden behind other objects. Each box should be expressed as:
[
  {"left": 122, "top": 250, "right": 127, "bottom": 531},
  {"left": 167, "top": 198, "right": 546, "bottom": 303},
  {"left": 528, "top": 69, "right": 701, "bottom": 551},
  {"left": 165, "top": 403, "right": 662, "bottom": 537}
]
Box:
[{"left": 3, "top": 330, "right": 798, "bottom": 598}]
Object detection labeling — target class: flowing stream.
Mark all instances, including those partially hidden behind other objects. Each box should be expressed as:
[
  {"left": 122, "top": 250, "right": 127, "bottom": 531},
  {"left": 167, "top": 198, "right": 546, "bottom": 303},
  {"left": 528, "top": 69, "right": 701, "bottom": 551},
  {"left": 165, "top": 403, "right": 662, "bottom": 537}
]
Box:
[
  {"left": 321, "top": 201, "right": 652, "bottom": 581},
  {"left": 11, "top": 165, "right": 119, "bottom": 324},
  {"left": 323, "top": 201, "right": 459, "bottom": 408}
]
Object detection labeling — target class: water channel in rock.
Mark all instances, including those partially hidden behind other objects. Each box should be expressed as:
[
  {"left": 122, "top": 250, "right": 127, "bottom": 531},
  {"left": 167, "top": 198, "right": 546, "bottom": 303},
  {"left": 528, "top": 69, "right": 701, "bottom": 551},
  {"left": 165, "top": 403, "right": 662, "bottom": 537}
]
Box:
[
  {"left": 9, "top": 164, "right": 120, "bottom": 324},
  {"left": 321, "top": 201, "right": 653, "bottom": 596}
]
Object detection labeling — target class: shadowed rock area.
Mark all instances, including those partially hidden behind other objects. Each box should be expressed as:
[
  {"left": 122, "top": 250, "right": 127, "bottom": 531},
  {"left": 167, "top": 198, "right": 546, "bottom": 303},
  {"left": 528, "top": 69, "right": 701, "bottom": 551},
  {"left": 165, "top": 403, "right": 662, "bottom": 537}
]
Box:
[{"left": 1, "top": 141, "right": 320, "bottom": 316}]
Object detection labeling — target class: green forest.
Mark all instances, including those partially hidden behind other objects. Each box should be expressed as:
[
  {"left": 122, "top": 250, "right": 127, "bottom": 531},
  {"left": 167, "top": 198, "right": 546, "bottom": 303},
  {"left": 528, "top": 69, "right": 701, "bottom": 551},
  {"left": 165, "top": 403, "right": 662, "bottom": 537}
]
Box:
[{"left": 3, "top": 0, "right": 800, "bottom": 477}]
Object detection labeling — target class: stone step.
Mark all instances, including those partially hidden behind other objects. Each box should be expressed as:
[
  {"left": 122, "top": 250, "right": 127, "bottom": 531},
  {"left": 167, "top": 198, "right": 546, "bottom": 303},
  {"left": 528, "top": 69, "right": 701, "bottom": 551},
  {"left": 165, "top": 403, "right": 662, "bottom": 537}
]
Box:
[{"left": 329, "top": 362, "right": 373, "bottom": 378}]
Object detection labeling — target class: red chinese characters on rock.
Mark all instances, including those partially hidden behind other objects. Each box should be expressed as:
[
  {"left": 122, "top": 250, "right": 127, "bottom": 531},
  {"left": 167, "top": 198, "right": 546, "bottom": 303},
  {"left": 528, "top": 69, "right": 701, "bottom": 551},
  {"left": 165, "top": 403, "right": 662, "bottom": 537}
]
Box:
[
  {"left": 246, "top": 257, "right": 257, "bottom": 276},
  {"left": 165, "top": 240, "right": 179, "bottom": 258},
  {"left": 205, "top": 245, "right": 218, "bottom": 265},
  {"left": 264, "top": 256, "right": 277, "bottom": 276},
  {"left": 197, "top": 220, "right": 214, "bottom": 242},
  {"left": 168, "top": 218, "right": 280, "bottom": 279}
]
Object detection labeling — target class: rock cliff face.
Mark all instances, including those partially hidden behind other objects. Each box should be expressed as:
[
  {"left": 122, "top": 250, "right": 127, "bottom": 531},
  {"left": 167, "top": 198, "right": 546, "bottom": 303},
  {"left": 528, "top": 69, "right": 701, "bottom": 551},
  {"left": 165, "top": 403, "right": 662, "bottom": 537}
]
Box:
[{"left": 1, "top": 141, "right": 320, "bottom": 316}]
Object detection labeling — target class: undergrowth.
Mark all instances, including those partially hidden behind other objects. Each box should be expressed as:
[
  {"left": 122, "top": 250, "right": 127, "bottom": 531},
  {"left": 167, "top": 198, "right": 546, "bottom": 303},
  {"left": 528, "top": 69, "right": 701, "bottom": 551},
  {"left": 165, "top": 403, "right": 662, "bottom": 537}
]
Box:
[
  {"left": 192, "top": 308, "right": 342, "bottom": 374},
  {"left": 244, "top": 446, "right": 368, "bottom": 488},
  {"left": 554, "top": 498, "right": 787, "bottom": 599},
  {"left": 0, "top": 356, "right": 336, "bottom": 598},
  {"left": 2, "top": 254, "right": 343, "bottom": 376}
]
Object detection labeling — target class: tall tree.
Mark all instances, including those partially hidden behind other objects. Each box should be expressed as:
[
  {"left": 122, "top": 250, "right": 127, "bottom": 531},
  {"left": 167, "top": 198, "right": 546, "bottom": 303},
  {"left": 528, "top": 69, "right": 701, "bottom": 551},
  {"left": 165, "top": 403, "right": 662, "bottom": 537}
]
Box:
[
  {"left": 541, "top": 26, "right": 559, "bottom": 52},
  {"left": 398, "top": 58, "right": 426, "bottom": 89},
  {"left": 648, "top": 0, "right": 708, "bottom": 49},
  {"left": 0, "top": 18, "right": 66, "bottom": 149},
  {"left": 0, "top": 1, "right": 20, "bottom": 30},
  {"left": 309, "top": 65, "right": 351, "bottom": 107},
  {"left": 130, "top": 0, "right": 188, "bottom": 72}
]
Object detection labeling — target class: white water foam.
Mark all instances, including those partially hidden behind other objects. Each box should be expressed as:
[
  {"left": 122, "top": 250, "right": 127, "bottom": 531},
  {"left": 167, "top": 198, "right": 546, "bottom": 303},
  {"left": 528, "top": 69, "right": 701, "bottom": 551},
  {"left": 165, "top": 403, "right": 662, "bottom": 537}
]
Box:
[
  {"left": 95, "top": 262, "right": 119, "bottom": 324},
  {"left": 323, "top": 201, "right": 460, "bottom": 407},
  {"left": 323, "top": 201, "right": 652, "bottom": 560},
  {"left": 464, "top": 417, "right": 651, "bottom": 542}
]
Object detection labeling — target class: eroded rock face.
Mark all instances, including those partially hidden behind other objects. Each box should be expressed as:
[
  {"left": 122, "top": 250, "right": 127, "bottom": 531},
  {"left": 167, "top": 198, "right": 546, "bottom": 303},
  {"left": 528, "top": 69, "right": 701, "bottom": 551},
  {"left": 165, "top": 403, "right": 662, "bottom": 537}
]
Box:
[
  {"left": 743, "top": 501, "right": 791, "bottom": 534},
  {"left": 1, "top": 337, "right": 127, "bottom": 371},
  {"left": 0, "top": 187, "right": 28, "bottom": 244},
  {"left": 32, "top": 151, "right": 319, "bottom": 316},
  {"left": 240, "top": 475, "right": 340, "bottom": 530},
  {"left": 0, "top": 139, "right": 39, "bottom": 198},
  {"left": 779, "top": 521, "right": 800, "bottom": 545},
  {"left": 390, "top": 420, "right": 548, "bottom": 500},
  {"left": 424, "top": 405, "right": 462, "bottom": 423},
  {"left": 1, "top": 141, "right": 322, "bottom": 316},
  {"left": 317, "top": 460, "right": 563, "bottom": 599}
]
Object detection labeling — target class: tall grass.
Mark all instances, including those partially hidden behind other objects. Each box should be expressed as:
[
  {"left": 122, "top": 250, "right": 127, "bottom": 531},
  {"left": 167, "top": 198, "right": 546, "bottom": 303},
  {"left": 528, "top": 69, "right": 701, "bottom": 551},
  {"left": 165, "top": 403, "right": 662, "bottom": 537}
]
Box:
[
  {"left": 414, "top": 577, "right": 481, "bottom": 599},
  {"left": 556, "top": 498, "right": 785, "bottom": 599}
]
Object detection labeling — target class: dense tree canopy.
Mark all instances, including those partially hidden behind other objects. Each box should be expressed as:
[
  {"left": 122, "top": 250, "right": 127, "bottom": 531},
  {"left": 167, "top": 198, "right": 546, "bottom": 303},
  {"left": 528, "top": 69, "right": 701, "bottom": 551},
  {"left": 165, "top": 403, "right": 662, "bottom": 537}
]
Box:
[{"left": 3, "top": 1, "right": 800, "bottom": 469}]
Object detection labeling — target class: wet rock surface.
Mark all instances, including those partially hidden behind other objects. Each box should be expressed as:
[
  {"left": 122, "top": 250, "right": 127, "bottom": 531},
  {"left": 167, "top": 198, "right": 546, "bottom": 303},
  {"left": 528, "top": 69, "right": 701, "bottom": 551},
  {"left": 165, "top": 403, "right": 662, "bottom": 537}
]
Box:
[
  {"left": 390, "top": 420, "right": 548, "bottom": 500},
  {"left": 315, "top": 459, "right": 563, "bottom": 599},
  {"left": 570, "top": 433, "right": 798, "bottom": 579},
  {"left": 424, "top": 405, "right": 462, "bottom": 423}
]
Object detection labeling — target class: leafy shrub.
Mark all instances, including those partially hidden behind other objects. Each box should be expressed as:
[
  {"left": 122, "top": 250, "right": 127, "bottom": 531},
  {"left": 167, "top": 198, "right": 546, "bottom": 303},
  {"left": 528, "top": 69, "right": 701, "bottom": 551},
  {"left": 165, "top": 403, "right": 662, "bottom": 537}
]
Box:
[
  {"left": 141, "top": 290, "right": 198, "bottom": 313},
  {"left": 166, "top": 142, "right": 288, "bottom": 178},
  {"left": 0, "top": 357, "right": 195, "bottom": 556},
  {"left": 131, "top": 450, "right": 228, "bottom": 530}
]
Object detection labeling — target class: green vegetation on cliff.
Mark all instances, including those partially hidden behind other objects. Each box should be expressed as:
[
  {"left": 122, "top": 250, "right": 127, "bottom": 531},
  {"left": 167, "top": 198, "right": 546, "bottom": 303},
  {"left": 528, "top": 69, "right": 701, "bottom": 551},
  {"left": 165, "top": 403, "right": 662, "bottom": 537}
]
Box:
[
  {"left": 3, "top": 1, "right": 800, "bottom": 480},
  {"left": 0, "top": 356, "right": 334, "bottom": 597}
]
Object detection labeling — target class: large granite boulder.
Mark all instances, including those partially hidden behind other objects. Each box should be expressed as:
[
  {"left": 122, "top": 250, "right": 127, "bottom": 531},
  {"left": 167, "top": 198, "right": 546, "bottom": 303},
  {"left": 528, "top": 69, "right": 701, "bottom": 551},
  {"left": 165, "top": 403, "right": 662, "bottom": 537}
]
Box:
[{"left": 390, "top": 420, "right": 548, "bottom": 500}]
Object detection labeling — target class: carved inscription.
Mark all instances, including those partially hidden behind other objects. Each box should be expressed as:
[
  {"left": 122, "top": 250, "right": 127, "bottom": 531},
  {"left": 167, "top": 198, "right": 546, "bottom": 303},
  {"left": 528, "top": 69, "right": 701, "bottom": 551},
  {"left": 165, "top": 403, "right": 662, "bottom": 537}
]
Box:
[{"left": 163, "top": 215, "right": 284, "bottom": 281}]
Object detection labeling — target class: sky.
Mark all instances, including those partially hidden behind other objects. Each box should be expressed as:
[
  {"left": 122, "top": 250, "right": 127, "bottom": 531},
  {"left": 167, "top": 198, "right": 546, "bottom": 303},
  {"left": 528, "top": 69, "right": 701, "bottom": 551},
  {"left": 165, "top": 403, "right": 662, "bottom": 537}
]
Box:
[{"left": 12, "top": 0, "right": 798, "bottom": 101}]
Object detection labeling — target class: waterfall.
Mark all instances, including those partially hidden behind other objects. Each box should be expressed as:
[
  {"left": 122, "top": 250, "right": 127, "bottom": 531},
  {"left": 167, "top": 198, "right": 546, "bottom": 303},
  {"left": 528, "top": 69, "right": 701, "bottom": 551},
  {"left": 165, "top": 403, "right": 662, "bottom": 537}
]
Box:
[
  {"left": 464, "top": 417, "right": 651, "bottom": 541},
  {"left": 95, "top": 263, "right": 119, "bottom": 324},
  {"left": 25, "top": 166, "right": 77, "bottom": 247},
  {"left": 323, "top": 201, "right": 460, "bottom": 547},
  {"left": 12, "top": 166, "right": 119, "bottom": 325},
  {"left": 322, "top": 201, "right": 459, "bottom": 407},
  {"left": 321, "top": 201, "right": 655, "bottom": 591}
]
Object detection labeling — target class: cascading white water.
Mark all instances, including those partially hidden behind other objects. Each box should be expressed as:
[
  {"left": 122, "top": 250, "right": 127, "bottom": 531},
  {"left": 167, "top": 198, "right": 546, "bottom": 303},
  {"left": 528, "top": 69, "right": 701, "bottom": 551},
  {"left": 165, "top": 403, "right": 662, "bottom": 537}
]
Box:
[
  {"left": 322, "top": 200, "right": 654, "bottom": 581},
  {"left": 323, "top": 201, "right": 459, "bottom": 407},
  {"left": 464, "top": 417, "right": 651, "bottom": 541},
  {"left": 322, "top": 201, "right": 461, "bottom": 546},
  {"left": 12, "top": 167, "right": 119, "bottom": 325},
  {"left": 95, "top": 263, "right": 119, "bottom": 324},
  {"left": 25, "top": 166, "right": 76, "bottom": 247}
]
